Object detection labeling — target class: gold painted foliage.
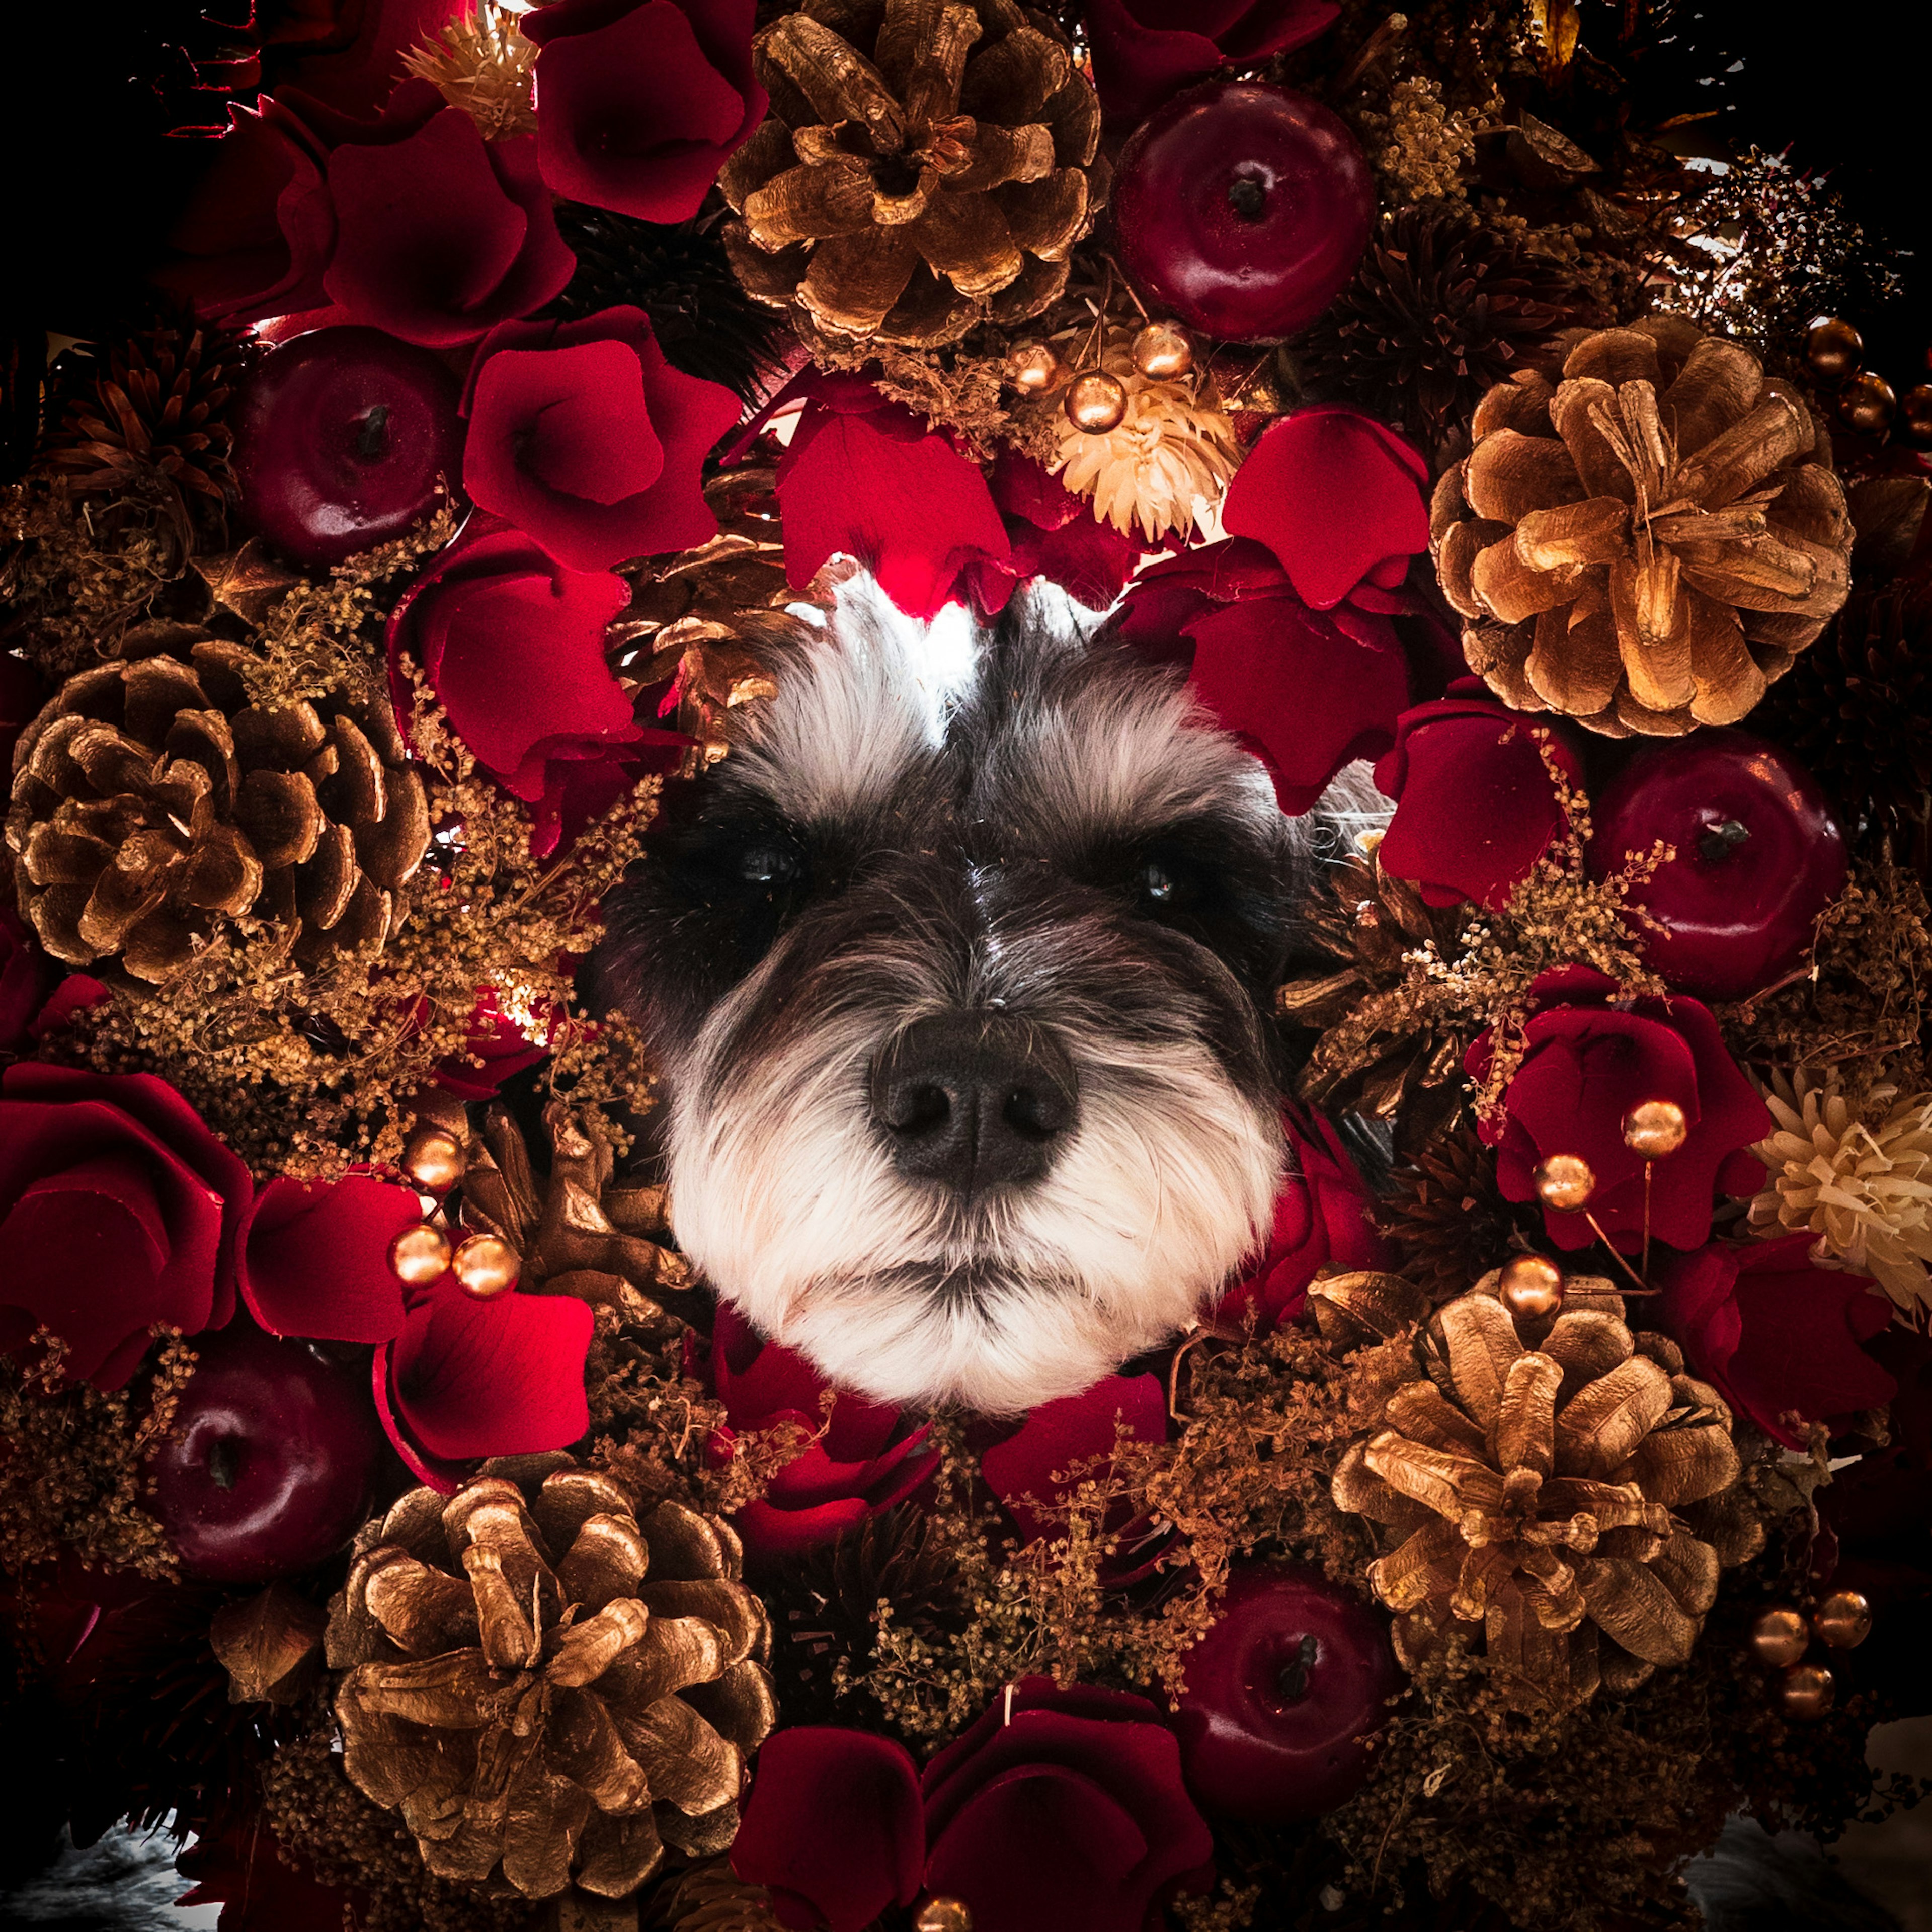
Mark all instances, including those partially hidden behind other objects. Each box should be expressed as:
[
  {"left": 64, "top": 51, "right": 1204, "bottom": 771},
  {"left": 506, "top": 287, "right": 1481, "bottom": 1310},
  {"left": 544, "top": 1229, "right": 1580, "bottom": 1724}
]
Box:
[
  {"left": 1324, "top": 1271, "right": 1759, "bottom": 1711},
  {"left": 1432, "top": 314, "right": 1851, "bottom": 736},
  {"left": 328, "top": 1458, "right": 776, "bottom": 1903},
  {"left": 720, "top": 0, "right": 1104, "bottom": 347}
]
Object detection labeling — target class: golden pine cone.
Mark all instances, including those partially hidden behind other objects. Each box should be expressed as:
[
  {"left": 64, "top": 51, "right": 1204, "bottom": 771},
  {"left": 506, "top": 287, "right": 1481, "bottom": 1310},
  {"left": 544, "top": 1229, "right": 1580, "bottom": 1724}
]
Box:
[
  {"left": 7, "top": 626, "right": 430, "bottom": 983},
  {"left": 1431, "top": 314, "right": 1852, "bottom": 736},
  {"left": 327, "top": 1457, "right": 776, "bottom": 1902},
  {"left": 1278, "top": 842, "right": 1469, "bottom": 1154},
  {"left": 1322, "top": 1270, "right": 1751, "bottom": 1710},
  {"left": 643, "top": 1856, "right": 785, "bottom": 1932},
  {"left": 718, "top": 0, "right": 1104, "bottom": 347},
  {"left": 458, "top": 1100, "right": 693, "bottom": 1323}
]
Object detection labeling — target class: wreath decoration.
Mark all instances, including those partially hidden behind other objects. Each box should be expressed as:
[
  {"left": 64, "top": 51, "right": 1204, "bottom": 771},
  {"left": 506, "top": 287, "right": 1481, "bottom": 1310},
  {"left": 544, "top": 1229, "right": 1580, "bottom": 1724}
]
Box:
[{"left": 4, "top": 4, "right": 1931, "bottom": 1930}]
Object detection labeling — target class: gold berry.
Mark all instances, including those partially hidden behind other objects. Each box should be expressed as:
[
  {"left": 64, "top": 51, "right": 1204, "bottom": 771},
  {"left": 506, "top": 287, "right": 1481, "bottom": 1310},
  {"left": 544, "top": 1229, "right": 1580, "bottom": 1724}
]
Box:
[
  {"left": 1620, "top": 1098, "right": 1688, "bottom": 1159},
  {"left": 451, "top": 1231, "right": 520, "bottom": 1299},
  {"left": 400, "top": 1125, "right": 466, "bottom": 1192},
  {"left": 1748, "top": 1606, "right": 1810, "bottom": 1669},
  {"left": 1005, "top": 342, "right": 1063, "bottom": 394},
  {"left": 915, "top": 1901, "right": 973, "bottom": 1932},
  {"left": 1813, "top": 1589, "right": 1873, "bottom": 1650},
  {"left": 1804, "top": 315, "right": 1863, "bottom": 383},
  {"left": 1533, "top": 1153, "right": 1597, "bottom": 1213},
  {"left": 1131, "top": 320, "right": 1194, "bottom": 379},
  {"left": 1900, "top": 383, "right": 1932, "bottom": 444},
  {"left": 1066, "top": 370, "right": 1129, "bottom": 434},
  {"left": 388, "top": 1222, "right": 453, "bottom": 1286},
  {"left": 1839, "top": 370, "right": 1897, "bottom": 435},
  {"left": 1498, "top": 1253, "right": 1565, "bottom": 1319},
  {"left": 1777, "top": 1661, "right": 1835, "bottom": 1720}
]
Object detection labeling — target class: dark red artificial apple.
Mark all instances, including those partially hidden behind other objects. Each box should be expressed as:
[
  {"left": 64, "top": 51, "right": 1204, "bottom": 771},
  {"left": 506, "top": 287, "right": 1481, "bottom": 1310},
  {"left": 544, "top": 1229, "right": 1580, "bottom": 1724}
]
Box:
[
  {"left": 1113, "top": 80, "right": 1375, "bottom": 343},
  {"left": 1588, "top": 729, "right": 1847, "bottom": 1000},
  {"left": 231, "top": 326, "right": 461, "bottom": 566},
  {"left": 1171, "top": 1562, "right": 1399, "bottom": 1820},
  {"left": 150, "top": 1323, "right": 381, "bottom": 1583}
]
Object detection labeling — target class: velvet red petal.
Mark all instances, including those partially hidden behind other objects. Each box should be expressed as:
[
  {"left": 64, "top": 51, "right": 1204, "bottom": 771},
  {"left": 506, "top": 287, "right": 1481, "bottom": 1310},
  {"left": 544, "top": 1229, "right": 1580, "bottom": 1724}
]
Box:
[
  {"left": 236, "top": 1175, "right": 417, "bottom": 1343},
  {"left": 981, "top": 1374, "right": 1167, "bottom": 1544}
]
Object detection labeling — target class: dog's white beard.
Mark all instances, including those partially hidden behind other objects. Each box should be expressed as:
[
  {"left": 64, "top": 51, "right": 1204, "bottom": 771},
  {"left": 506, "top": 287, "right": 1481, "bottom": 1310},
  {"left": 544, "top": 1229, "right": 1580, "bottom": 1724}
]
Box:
[{"left": 666, "top": 963, "right": 1284, "bottom": 1413}]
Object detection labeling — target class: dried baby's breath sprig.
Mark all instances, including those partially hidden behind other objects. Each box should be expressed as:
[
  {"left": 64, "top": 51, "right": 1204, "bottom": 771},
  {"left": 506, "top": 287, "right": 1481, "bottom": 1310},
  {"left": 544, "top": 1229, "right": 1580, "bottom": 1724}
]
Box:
[
  {"left": 401, "top": 0, "right": 537, "bottom": 140},
  {"left": 0, "top": 1328, "right": 194, "bottom": 1578}
]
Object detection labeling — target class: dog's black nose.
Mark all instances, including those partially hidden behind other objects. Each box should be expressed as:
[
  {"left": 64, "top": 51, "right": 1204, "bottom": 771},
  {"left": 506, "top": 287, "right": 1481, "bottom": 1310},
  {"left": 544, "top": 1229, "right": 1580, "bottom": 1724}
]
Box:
[{"left": 871, "top": 1015, "right": 1078, "bottom": 1193}]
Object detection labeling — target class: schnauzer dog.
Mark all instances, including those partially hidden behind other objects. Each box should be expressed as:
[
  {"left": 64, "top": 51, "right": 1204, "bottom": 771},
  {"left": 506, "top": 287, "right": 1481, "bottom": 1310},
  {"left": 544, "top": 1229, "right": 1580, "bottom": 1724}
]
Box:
[{"left": 595, "top": 581, "right": 1353, "bottom": 1413}]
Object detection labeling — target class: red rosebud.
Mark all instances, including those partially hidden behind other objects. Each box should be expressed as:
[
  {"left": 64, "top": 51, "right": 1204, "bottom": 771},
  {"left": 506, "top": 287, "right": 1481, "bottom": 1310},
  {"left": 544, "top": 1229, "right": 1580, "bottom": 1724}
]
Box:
[
  {"left": 375, "top": 1276, "right": 594, "bottom": 1486},
  {"left": 1086, "top": 0, "right": 1339, "bottom": 124},
  {"left": 386, "top": 520, "right": 641, "bottom": 825},
  {"left": 1372, "top": 682, "right": 1584, "bottom": 910},
  {"left": 733, "top": 1728, "right": 925, "bottom": 1932},
  {"left": 1217, "top": 1105, "right": 1388, "bottom": 1329},
  {"left": 1468, "top": 968, "right": 1771, "bottom": 1255},
  {"left": 1657, "top": 1234, "right": 1896, "bottom": 1447},
  {"left": 0, "top": 1065, "right": 252, "bottom": 1388},
  {"left": 523, "top": 0, "right": 766, "bottom": 223},
  {"left": 1222, "top": 405, "right": 1430, "bottom": 611},
  {"left": 711, "top": 1302, "right": 936, "bottom": 1566},
  {"left": 774, "top": 374, "right": 1011, "bottom": 621},
  {"left": 235, "top": 1173, "right": 421, "bottom": 1344}
]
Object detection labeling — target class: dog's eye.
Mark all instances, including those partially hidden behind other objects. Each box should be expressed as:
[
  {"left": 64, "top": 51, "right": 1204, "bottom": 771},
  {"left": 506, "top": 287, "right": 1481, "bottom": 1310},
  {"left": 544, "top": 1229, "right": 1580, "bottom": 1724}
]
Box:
[
  {"left": 1136, "top": 856, "right": 1199, "bottom": 911},
  {"left": 738, "top": 843, "right": 806, "bottom": 889}
]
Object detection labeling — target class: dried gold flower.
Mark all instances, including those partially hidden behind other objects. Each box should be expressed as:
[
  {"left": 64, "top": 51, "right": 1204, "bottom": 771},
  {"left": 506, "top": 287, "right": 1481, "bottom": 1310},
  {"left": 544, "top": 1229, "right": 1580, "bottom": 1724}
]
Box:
[
  {"left": 403, "top": 1, "right": 537, "bottom": 140},
  {"left": 1050, "top": 331, "right": 1238, "bottom": 542},
  {"left": 1746, "top": 1067, "right": 1932, "bottom": 1315}
]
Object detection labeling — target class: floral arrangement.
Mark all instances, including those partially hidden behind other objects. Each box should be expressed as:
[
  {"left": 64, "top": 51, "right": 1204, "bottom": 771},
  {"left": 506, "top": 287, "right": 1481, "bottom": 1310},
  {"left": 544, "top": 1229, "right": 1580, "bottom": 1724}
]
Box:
[{"left": 5, "top": 3, "right": 1932, "bottom": 1930}]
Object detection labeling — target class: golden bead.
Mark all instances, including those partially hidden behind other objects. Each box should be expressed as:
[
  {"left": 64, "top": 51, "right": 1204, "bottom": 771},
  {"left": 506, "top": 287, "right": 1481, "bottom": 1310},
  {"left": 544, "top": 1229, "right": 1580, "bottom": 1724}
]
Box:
[
  {"left": 1621, "top": 1098, "right": 1688, "bottom": 1159},
  {"left": 1065, "top": 370, "right": 1128, "bottom": 434},
  {"left": 401, "top": 1125, "right": 466, "bottom": 1192},
  {"left": 1805, "top": 315, "right": 1863, "bottom": 383},
  {"left": 1778, "top": 1661, "right": 1835, "bottom": 1720},
  {"left": 1749, "top": 1605, "right": 1810, "bottom": 1669},
  {"left": 451, "top": 1232, "right": 520, "bottom": 1299},
  {"left": 1814, "top": 1588, "right": 1873, "bottom": 1650},
  {"left": 1498, "top": 1253, "right": 1566, "bottom": 1319},
  {"left": 1533, "top": 1153, "right": 1597, "bottom": 1213},
  {"left": 1131, "top": 320, "right": 1194, "bottom": 379},
  {"left": 1840, "top": 370, "right": 1897, "bottom": 435},
  {"left": 389, "top": 1222, "right": 453, "bottom": 1286},
  {"left": 915, "top": 1900, "right": 973, "bottom": 1932},
  {"left": 1004, "top": 341, "right": 1063, "bottom": 394},
  {"left": 1900, "top": 382, "right": 1932, "bottom": 444}
]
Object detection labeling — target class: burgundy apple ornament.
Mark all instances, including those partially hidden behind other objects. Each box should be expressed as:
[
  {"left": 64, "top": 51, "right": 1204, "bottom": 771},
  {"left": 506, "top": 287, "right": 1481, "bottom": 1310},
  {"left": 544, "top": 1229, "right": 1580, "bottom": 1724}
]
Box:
[
  {"left": 231, "top": 325, "right": 462, "bottom": 566},
  {"left": 1112, "top": 80, "right": 1376, "bottom": 342},
  {"left": 1588, "top": 729, "right": 1847, "bottom": 1000},
  {"left": 150, "top": 1324, "right": 382, "bottom": 1582},
  {"left": 1171, "top": 1562, "right": 1399, "bottom": 1819}
]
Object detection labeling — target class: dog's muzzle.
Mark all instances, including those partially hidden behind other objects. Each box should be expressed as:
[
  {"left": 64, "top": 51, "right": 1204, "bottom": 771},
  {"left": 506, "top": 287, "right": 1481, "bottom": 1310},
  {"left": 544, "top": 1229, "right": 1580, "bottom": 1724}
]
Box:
[{"left": 868, "top": 1012, "right": 1080, "bottom": 1197}]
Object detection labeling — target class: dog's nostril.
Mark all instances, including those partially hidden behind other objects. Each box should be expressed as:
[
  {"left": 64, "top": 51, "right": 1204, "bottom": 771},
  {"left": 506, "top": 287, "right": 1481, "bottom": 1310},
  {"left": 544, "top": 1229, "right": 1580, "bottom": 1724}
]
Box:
[
  {"left": 883, "top": 1081, "right": 952, "bottom": 1138},
  {"left": 1002, "top": 1085, "right": 1065, "bottom": 1143}
]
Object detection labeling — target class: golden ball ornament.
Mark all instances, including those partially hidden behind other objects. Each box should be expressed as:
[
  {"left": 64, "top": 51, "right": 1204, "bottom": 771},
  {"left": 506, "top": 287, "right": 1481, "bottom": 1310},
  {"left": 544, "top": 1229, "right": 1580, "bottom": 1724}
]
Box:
[
  {"left": 1839, "top": 370, "right": 1897, "bottom": 435},
  {"left": 1005, "top": 341, "right": 1062, "bottom": 394},
  {"left": 1066, "top": 370, "right": 1129, "bottom": 434},
  {"left": 451, "top": 1232, "right": 520, "bottom": 1299},
  {"left": 1777, "top": 1661, "right": 1835, "bottom": 1720},
  {"left": 400, "top": 1126, "right": 465, "bottom": 1191},
  {"left": 1620, "top": 1098, "right": 1688, "bottom": 1159},
  {"left": 1805, "top": 315, "right": 1863, "bottom": 383},
  {"left": 388, "top": 1222, "right": 453, "bottom": 1286},
  {"left": 1748, "top": 1606, "right": 1811, "bottom": 1669},
  {"left": 1814, "top": 1589, "right": 1873, "bottom": 1650},
  {"left": 1533, "top": 1153, "right": 1597, "bottom": 1212},
  {"left": 915, "top": 1901, "right": 974, "bottom": 1932},
  {"left": 1131, "top": 319, "right": 1194, "bottom": 379},
  {"left": 1498, "top": 1253, "right": 1566, "bottom": 1319},
  {"left": 1900, "top": 383, "right": 1932, "bottom": 444}
]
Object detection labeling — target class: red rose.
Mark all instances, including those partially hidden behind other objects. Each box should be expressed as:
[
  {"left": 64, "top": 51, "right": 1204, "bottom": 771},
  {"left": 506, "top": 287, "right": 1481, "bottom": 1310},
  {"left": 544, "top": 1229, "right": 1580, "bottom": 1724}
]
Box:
[
  {"left": 164, "top": 81, "right": 574, "bottom": 343},
  {"left": 1087, "top": 0, "right": 1339, "bottom": 124},
  {"left": 234, "top": 1174, "right": 423, "bottom": 1344},
  {"left": 0, "top": 1066, "right": 252, "bottom": 1388},
  {"left": 277, "top": 0, "right": 466, "bottom": 121},
  {"left": 1372, "top": 681, "right": 1584, "bottom": 910},
  {"left": 734, "top": 1682, "right": 1214, "bottom": 1932},
  {"left": 1222, "top": 406, "right": 1430, "bottom": 611},
  {"left": 522, "top": 0, "right": 766, "bottom": 224},
  {"left": 1216, "top": 1105, "right": 1388, "bottom": 1329},
  {"left": 773, "top": 373, "right": 1012, "bottom": 621},
  {"left": 432, "top": 987, "right": 556, "bottom": 1102},
  {"left": 1468, "top": 968, "right": 1770, "bottom": 1255},
  {"left": 461, "top": 307, "right": 742, "bottom": 571},
  {"left": 0, "top": 910, "right": 60, "bottom": 1055},
  {"left": 374, "top": 1275, "right": 595, "bottom": 1487},
  {"left": 959, "top": 452, "right": 1150, "bottom": 617},
  {"left": 711, "top": 1302, "right": 936, "bottom": 1566},
  {"left": 386, "top": 521, "right": 641, "bottom": 822},
  {"left": 1657, "top": 1234, "right": 1896, "bottom": 1447}
]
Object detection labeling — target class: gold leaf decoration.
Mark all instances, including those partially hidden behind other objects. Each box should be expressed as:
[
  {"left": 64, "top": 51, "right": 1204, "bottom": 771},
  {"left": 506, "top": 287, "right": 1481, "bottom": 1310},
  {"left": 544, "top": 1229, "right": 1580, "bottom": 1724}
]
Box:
[{"left": 209, "top": 1581, "right": 329, "bottom": 1705}]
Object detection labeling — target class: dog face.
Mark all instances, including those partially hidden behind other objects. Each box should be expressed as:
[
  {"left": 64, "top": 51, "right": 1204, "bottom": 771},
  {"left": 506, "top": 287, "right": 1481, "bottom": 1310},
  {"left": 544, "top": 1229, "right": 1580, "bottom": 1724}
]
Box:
[{"left": 595, "top": 586, "right": 1309, "bottom": 1412}]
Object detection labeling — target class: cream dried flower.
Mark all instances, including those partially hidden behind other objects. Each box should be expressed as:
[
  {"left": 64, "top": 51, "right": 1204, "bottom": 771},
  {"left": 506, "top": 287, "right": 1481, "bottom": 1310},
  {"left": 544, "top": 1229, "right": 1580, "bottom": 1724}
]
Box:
[
  {"left": 403, "top": 0, "right": 537, "bottom": 141},
  {"left": 1746, "top": 1066, "right": 1932, "bottom": 1314},
  {"left": 1050, "top": 334, "right": 1239, "bottom": 543}
]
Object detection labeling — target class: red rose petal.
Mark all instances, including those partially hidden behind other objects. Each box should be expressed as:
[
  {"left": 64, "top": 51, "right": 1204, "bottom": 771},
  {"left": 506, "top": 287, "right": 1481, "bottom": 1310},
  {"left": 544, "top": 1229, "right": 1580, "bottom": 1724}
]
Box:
[
  {"left": 981, "top": 1373, "right": 1166, "bottom": 1544},
  {"left": 236, "top": 1174, "right": 417, "bottom": 1343}
]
